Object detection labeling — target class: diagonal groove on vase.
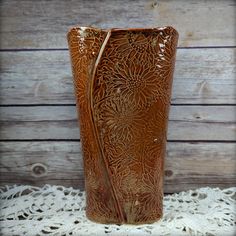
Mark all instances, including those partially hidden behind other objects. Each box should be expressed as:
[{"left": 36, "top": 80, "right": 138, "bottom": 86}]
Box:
[{"left": 89, "top": 29, "right": 126, "bottom": 223}]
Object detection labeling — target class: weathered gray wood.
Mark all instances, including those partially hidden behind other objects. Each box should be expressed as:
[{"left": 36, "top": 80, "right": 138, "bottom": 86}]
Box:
[
  {"left": 0, "top": 0, "right": 234, "bottom": 195},
  {"left": 0, "top": 105, "right": 235, "bottom": 141},
  {"left": 0, "top": 141, "right": 235, "bottom": 193},
  {"left": 164, "top": 142, "right": 236, "bottom": 192},
  {"left": 0, "top": 0, "right": 235, "bottom": 49},
  {"left": 0, "top": 48, "right": 235, "bottom": 105}
]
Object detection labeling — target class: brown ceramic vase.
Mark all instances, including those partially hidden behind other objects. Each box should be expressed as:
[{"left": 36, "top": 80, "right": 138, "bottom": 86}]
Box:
[{"left": 67, "top": 26, "right": 178, "bottom": 224}]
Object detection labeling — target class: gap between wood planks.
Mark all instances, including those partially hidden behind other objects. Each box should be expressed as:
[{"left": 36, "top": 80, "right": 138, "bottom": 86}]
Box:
[
  {"left": 0, "top": 140, "right": 235, "bottom": 143},
  {"left": 0, "top": 104, "right": 235, "bottom": 107},
  {"left": 0, "top": 46, "right": 235, "bottom": 52}
]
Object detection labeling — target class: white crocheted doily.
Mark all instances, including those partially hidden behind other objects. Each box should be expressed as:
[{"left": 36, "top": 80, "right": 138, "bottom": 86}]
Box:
[{"left": 0, "top": 185, "right": 235, "bottom": 236}]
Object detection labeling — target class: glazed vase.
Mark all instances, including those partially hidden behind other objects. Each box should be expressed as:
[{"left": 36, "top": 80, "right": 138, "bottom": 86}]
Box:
[{"left": 67, "top": 26, "right": 178, "bottom": 224}]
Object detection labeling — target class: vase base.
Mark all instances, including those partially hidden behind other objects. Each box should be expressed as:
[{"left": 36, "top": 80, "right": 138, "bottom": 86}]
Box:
[{"left": 86, "top": 212, "right": 163, "bottom": 225}]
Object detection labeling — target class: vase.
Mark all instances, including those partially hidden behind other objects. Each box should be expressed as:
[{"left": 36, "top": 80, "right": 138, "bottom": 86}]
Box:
[{"left": 67, "top": 26, "right": 178, "bottom": 224}]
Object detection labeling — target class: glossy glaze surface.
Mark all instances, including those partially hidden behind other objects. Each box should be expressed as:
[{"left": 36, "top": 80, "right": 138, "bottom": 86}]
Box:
[{"left": 67, "top": 26, "right": 178, "bottom": 224}]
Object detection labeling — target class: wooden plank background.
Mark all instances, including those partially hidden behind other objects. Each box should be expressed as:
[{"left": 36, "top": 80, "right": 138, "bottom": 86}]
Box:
[
  {"left": 0, "top": 0, "right": 235, "bottom": 193},
  {"left": 1, "top": 48, "right": 235, "bottom": 105}
]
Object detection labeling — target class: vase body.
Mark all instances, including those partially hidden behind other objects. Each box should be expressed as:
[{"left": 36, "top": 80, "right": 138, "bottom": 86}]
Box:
[{"left": 67, "top": 26, "right": 178, "bottom": 224}]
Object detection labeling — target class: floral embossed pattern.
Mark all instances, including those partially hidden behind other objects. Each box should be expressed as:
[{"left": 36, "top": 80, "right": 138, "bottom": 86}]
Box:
[{"left": 67, "top": 26, "right": 178, "bottom": 224}]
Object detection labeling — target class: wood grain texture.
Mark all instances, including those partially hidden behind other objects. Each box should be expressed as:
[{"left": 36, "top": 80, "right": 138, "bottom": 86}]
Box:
[
  {"left": 0, "top": 0, "right": 235, "bottom": 49},
  {"left": 0, "top": 141, "right": 235, "bottom": 193},
  {"left": 0, "top": 0, "right": 235, "bottom": 193},
  {"left": 0, "top": 105, "right": 235, "bottom": 141},
  {"left": 0, "top": 48, "right": 235, "bottom": 105}
]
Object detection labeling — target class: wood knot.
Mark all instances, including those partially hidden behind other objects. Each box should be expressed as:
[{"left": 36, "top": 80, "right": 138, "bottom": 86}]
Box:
[
  {"left": 194, "top": 113, "right": 201, "bottom": 119},
  {"left": 151, "top": 1, "right": 158, "bottom": 8},
  {"left": 31, "top": 163, "right": 47, "bottom": 177},
  {"left": 165, "top": 170, "right": 173, "bottom": 177}
]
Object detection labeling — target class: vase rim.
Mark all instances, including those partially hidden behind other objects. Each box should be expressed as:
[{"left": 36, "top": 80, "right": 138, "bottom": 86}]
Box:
[{"left": 67, "top": 26, "right": 178, "bottom": 37}]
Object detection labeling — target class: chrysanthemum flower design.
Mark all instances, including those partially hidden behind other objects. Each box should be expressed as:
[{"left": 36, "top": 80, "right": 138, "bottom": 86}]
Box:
[
  {"left": 94, "top": 97, "right": 146, "bottom": 143},
  {"left": 104, "top": 59, "right": 166, "bottom": 107},
  {"left": 68, "top": 28, "right": 106, "bottom": 107},
  {"left": 109, "top": 30, "right": 161, "bottom": 62},
  {"left": 68, "top": 28, "right": 106, "bottom": 71},
  {"left": 134, "top": 172, "right": 163, "bottom": 223}
]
